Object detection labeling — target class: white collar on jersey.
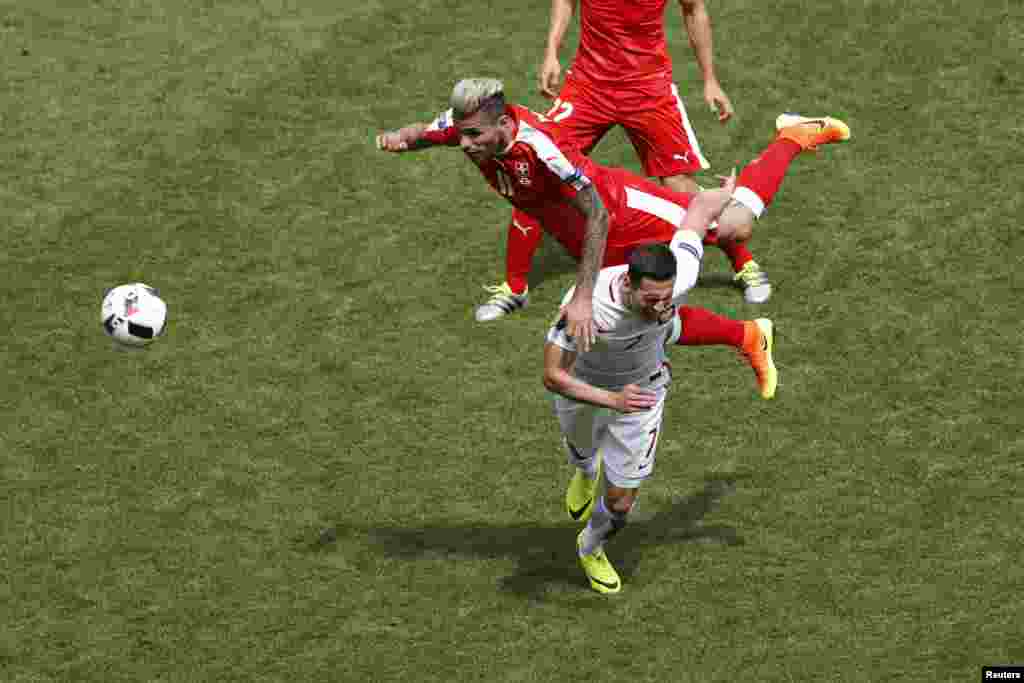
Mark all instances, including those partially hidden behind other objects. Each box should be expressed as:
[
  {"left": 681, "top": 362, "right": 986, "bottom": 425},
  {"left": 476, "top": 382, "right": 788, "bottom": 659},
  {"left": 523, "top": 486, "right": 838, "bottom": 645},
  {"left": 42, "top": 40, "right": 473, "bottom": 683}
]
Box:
[{"left": 611, "top": 273, "right": 628, "bottom": 306}]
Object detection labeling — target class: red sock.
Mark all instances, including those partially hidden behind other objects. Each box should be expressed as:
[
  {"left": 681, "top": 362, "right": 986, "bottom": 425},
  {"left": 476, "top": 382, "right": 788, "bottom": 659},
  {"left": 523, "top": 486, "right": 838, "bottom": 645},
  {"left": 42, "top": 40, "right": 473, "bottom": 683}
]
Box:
[
  {"left": 505, "top": 211, "right": 544, "bottom": 294},
  {"left": 737, "top": 138, "right": 802, "bottom": 209},
  {"left": 702, "top": 229, "right": 754, "bottom": 273},
  {"left": 675, "top": 305, "right": 745, "bottom": 348},
  {"left": 715, "top": 239, "right": 754, "bottom": 273}
]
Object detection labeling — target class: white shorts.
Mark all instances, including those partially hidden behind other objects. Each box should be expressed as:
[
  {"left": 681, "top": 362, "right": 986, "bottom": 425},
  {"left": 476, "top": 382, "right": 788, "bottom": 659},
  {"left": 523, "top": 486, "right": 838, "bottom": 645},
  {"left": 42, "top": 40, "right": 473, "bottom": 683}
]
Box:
[{"left": 553, "top": 386, "right": 667, "bottom": 489}]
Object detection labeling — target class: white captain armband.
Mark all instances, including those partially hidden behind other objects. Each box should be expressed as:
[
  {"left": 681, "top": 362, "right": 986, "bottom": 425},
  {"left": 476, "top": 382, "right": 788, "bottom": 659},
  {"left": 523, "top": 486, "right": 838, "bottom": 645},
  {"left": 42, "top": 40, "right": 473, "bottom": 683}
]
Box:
[
  {"left": 427, "top": 108, "right": 453, "bottom": 131},
  {"left": 670, "top": 229, "right": 704, "bottom": 264}
]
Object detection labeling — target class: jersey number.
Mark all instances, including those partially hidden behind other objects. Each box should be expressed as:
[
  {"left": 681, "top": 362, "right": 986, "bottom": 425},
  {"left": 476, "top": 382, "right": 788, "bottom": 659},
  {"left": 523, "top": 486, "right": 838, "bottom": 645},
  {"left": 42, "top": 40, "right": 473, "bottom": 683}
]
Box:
[{"left": 545, "top": 99, "right": 575, "bottom": 123}]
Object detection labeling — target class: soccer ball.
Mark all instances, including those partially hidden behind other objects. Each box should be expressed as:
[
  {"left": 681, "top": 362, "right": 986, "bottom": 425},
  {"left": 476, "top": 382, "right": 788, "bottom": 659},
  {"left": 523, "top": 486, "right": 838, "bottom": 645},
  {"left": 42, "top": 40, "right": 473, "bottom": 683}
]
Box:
[{"left": 101, "top": 283, "right": 168, "bottom": 347}]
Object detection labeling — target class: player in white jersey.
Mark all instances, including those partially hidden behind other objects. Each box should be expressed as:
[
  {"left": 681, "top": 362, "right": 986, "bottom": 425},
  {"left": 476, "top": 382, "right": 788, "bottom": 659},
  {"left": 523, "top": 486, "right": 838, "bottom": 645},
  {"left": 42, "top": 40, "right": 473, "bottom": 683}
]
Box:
[{"left": 543, "top": 171, "right": 769, "bottom": 594}]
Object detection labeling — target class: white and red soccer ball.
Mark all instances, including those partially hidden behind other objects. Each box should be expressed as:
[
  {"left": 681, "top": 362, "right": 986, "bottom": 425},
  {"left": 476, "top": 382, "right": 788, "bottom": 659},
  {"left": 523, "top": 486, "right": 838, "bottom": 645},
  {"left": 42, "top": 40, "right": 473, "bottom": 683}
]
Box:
[{"left": 101, "top": 283, "right": 167, "bottom": 347}]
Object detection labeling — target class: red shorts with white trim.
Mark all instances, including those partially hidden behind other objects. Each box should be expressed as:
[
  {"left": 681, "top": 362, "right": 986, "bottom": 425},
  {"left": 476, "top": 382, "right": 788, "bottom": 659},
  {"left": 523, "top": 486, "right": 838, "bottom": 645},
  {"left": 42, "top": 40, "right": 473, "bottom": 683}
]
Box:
[
  {"left": 523, "top": 168, "right": 695, "bottom": 266},
  {"left": 544, "top": 73, "right": 710, "bottom": 179}
]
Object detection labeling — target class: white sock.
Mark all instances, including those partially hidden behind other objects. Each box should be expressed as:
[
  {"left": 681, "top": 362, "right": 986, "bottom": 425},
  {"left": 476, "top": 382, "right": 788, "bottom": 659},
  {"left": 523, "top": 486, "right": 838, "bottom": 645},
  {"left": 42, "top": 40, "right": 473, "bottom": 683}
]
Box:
[
  {"left": 564, "top": 439, "right": 599, "bottom": 479},
  {"left": 579, "top": 496, "right": 627, "bottom": 556}
]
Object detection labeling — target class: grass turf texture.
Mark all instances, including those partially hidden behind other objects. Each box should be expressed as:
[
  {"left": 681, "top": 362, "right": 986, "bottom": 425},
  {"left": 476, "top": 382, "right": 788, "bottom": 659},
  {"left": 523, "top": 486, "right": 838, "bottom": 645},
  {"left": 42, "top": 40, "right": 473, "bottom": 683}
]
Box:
[{"left": 2, "top": 0, "right": 1022, "bottom": 680}]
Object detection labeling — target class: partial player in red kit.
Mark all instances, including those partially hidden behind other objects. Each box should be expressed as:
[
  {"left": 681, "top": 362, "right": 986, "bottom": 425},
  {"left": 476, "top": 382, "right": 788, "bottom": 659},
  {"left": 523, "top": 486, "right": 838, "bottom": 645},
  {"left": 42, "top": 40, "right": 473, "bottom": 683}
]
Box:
[
  {"left": 472, "top": 0, "right": 766, "bottom": 321},
  {"left": 376, "top": 78, "right": 851, "bottom": 397}
]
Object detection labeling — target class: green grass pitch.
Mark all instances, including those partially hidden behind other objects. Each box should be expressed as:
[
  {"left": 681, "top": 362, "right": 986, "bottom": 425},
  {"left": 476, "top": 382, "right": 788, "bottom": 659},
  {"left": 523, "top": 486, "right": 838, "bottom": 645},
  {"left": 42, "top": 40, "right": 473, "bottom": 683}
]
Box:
[{"left": 1, "top": 0, "right": 1022, "bottom": 680}]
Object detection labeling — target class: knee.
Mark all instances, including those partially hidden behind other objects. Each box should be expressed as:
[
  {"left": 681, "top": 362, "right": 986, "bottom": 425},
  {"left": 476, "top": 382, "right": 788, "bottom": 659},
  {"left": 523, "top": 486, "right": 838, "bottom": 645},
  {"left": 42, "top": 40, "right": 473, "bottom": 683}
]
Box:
[
  {"left": 716, "top": 213, "right": 753, "bottom": 243},
  {"left": 607, "top": 494, "right": 636, "bottom": 515}
]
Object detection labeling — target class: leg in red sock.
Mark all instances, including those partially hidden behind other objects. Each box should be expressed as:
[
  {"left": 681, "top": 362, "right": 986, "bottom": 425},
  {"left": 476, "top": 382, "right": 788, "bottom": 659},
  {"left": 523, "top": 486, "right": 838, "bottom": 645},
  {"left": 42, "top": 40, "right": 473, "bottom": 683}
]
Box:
[
  {"left": 475, "top": 210, "right": 538, "bottom": 322},
  {"left": 672, "top": 308, "right": 779, "bottom": 400},
  {"left": 504, "top": 209, "right": 544, "bottom": 295},
  {"left": 715, "top": 238, "right": 754, "bottom": 274},
  {"left": 674, "top": 305, "right": 745, "bottom": 348},
  {"left": 731, "top": 138, "right": 803, "bottom": 218}
]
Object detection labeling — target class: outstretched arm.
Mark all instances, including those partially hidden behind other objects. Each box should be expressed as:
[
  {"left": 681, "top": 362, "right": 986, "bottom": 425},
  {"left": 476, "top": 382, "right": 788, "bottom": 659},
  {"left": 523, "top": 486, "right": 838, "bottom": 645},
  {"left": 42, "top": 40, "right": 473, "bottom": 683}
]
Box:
[
  {"left": 563, "top": 184, "right": 608, "bottom": 352},
  {"left": 539, "top": 0, "right": 578, "bottom": 98},
  {"left": 679, "top": 0, "right": 734, "bottom": 122},
  {"left": 669, "top": 170, "right": 735, "bottom": 296},
  {"left": 377, "top": 110, "right": 460, "bottom": 152},
  {"left": 678, "top": 168, "right": 736, "bottom": 240},
  {"left": 376, "top": 123, "right": 440, "bottom": 152}
]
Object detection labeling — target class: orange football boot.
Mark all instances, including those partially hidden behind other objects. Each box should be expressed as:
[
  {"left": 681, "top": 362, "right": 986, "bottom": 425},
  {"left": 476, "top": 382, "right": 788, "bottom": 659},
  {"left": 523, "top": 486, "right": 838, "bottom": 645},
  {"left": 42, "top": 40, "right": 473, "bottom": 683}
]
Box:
[
  {"left": 741, "top": 319, "right": 777, "bottom": 400},
  {"left": 775, "top": 113, "right": 851, "bottom": 151}
]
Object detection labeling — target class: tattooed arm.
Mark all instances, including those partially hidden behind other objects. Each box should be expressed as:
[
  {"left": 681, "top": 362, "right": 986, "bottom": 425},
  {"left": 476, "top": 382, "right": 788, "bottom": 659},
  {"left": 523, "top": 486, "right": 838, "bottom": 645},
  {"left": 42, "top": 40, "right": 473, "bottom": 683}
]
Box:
[{"left": 563, "top": 184, "right": 608, "bottom": 352}]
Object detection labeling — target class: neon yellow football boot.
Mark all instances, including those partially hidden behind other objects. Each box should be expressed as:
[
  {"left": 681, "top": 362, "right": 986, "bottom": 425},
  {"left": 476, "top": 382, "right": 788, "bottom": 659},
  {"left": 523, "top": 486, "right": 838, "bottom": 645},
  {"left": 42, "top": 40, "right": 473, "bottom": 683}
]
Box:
[
  {"left": 565, "top": 457, "right": 602, "bottom": 523},
  {"left": 733, "top": 260, "right": 772, "bottom": 304},
  {"left": 577, "top": 530, "right": 621, "bottom": 594}
]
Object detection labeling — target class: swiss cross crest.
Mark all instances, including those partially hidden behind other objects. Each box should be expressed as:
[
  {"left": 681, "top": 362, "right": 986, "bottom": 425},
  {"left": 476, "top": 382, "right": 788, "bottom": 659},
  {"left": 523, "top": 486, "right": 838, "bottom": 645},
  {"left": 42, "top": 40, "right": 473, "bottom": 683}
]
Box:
[{"left": 514, "top": 161, "right": 531, "bottom": 186}]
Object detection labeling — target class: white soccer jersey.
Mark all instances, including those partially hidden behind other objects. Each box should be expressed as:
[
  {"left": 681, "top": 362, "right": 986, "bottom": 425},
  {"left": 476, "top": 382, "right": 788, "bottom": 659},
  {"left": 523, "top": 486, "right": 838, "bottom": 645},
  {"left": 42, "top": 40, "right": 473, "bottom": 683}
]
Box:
[{"left": 545, "top": 230, "right": 704, "bottom": 390}]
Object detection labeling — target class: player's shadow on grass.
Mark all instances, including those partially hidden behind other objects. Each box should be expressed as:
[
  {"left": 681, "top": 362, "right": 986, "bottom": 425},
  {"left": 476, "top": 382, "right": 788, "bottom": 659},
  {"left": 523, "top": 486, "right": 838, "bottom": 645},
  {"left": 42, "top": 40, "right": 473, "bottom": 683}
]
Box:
[
  {"left": 695, "top": 271, "right": 741, "bottom": 291},
  {"left": 526, "top": 239, "right": 579, "bottom": 291},
  {"left": 316, "top": 476, "right": 743, "bottom": 599}
]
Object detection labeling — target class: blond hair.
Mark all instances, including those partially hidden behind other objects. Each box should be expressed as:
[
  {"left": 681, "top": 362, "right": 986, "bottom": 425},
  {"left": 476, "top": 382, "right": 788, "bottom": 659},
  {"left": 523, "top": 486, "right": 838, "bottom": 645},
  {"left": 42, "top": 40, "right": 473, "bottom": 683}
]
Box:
[{"left": 450, "top": 78, "right": 506, "bottom": 121}]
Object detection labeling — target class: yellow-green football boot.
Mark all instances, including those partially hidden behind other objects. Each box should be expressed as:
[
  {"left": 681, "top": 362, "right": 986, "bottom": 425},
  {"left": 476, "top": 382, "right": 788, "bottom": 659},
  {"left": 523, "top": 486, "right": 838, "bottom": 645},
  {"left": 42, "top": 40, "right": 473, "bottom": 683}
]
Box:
[
  {"left": 577, "top": 530, "right": 621, "bottom": 594},
  {"left": 565, "top": 457, "right": 602, "bottom": 523}
]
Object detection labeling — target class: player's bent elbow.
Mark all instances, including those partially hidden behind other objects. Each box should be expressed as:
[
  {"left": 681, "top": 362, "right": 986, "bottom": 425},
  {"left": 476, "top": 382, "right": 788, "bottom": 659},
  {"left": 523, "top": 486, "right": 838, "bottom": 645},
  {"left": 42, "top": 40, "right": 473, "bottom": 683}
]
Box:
[{"left": 543, "top": 371, "right": 563, "bottom": 394}]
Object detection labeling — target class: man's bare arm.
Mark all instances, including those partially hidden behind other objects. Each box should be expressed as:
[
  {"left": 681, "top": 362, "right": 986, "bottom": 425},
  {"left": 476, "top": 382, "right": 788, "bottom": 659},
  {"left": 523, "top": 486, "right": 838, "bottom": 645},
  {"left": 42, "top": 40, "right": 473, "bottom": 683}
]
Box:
[
  {"left": 679, "top": 0, "right": 734, "bottom": 121},
  {"left": 678, "top": 168, "right": 736, "bottom": 239},
  {"left": 543, "top": 342, "right": 656, "bottom": 412},
  {"left": 561, "top": 184, "right": 608, "bottom": 351},
  {"left": 539, "top": 0, "right": 579, "bottom": 98},
  {"left": 568, "top": 184, "right": 608, "bottom": 298},
  {"left": 679, "top": 0, "right": 716, "bottom": 82},
  {"left": 376, "top": 123, "right": 440, "bottom": 152}
]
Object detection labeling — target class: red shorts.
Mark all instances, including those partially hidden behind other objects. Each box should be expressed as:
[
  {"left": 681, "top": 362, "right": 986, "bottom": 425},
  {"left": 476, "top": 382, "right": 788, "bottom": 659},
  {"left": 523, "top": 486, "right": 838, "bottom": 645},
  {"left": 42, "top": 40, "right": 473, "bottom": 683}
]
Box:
[
  {"left": 545, "top": 73, "right": 710, "bottom": 179},
  {"left": 519, "top": 168, "right": 695, "bottom": 266}
]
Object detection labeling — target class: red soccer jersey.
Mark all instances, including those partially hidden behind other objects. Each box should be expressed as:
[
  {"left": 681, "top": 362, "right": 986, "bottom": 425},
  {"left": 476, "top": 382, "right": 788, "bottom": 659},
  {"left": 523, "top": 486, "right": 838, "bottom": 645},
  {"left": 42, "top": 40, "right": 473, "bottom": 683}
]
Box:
[
  {"left": 572, "top": 0, "right": 673, "bottom": 87},
  {"left": 418, "top": 103, "right": 702, "bottom": 269},
  {"left": 421, "top": 104, "right": 611, "bottom": 214}
]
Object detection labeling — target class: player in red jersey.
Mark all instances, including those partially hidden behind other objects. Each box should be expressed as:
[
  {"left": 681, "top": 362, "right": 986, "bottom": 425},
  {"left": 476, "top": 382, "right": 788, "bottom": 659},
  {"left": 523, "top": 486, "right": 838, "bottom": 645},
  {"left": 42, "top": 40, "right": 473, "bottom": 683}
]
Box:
[
  {"left": 379, "top": 78, "right": 609, "bottom": 350},
  {"left": 471, "top": 0, "right": 765, "bottom": 322},
  {"left": 376, "top": 79, "right": 850, "bottom": 393}
]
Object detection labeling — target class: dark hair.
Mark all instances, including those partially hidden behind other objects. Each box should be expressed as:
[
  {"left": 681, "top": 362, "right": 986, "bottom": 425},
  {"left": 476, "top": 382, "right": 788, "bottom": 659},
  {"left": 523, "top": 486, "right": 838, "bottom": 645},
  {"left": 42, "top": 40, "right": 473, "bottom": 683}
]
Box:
[{"left": 627, "top": 243, "right": 676, "bottom": 286}]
